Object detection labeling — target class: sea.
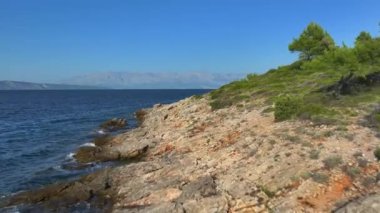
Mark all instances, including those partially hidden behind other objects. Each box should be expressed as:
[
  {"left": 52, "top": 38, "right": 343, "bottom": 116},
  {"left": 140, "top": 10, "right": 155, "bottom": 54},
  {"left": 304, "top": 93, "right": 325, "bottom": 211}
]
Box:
[{"left": 0, "top": 89, "right": 210, "bottom": 197}]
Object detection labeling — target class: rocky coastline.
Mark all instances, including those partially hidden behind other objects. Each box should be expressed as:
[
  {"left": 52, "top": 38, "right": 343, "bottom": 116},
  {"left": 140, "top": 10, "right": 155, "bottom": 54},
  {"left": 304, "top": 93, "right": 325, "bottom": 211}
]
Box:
[{"left": 2, "top": 96, "right": 380, "bottom": 212}]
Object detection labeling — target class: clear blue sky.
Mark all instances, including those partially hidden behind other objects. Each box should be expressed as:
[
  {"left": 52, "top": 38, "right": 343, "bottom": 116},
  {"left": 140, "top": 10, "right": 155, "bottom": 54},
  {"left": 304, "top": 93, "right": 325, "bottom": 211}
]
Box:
[{"left": 0, "top": 0, "right": 379, "bottom": 82}]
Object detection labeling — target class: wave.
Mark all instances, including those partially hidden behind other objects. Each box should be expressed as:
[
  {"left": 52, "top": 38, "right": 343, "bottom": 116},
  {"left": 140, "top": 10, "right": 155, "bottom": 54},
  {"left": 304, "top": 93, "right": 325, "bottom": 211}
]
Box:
[
  {"left": 96, "top": 129, "right": 107, "bottom": 135},
  {"left": 65, "top": 152, "right": 75, "bottom": 161},
  {"left": 79, "top": 143, "right": 96, "bottom": 147}
]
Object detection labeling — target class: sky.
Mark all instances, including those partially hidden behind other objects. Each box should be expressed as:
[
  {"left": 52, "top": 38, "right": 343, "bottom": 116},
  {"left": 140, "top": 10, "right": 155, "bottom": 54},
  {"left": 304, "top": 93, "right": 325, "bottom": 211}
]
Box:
[{"left": 0, "top": 0, "right": 379, "bottom": 83}]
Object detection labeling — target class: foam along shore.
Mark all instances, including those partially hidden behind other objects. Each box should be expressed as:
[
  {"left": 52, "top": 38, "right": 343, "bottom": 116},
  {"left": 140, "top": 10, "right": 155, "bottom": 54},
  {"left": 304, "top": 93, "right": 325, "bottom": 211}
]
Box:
[{"left": 1, "top": 96, "right": 380, "bottom": 212}]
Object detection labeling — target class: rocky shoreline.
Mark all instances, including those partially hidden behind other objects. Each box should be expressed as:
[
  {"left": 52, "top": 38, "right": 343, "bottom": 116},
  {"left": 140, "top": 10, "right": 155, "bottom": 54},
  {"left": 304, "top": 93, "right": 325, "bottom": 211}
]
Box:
[{"left": 2, "top": 97, "right": 380, "bottom": 212}]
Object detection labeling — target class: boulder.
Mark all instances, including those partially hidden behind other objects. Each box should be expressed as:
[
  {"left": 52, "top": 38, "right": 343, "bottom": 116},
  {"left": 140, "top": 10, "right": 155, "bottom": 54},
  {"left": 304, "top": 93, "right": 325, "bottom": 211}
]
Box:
[
  {"left": 135, "top": 109, "right": 148, "bottom": 126},
  {"left": 99, "top": 118, "right": 127, "bottom": 131}
]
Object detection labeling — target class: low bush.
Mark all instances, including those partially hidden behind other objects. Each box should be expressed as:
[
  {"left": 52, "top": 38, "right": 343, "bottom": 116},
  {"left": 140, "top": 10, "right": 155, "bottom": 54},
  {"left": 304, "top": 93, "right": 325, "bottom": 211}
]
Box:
[
  {"left": 282, "top": 134, "right": 302, "bottom": 143},
  {"left": 357, "top": 157, "right": 368, "bottom": 168},
  {"left": 368, "top": 108, "right": 380, "bottom": 131},
  {"left": 210, "top": 92, "right": 250, "bottom": 110},
  {"left": 374, "top": 147, "right": 380, "bottom": 161},
  {"left": 192, "top": 94, "right": 203, "bottom": 99},
  {"left": 260, "top": 185, "right": 275, "bottom": 198},
  {"left": 309, "top": 149, "right": 320, "bottom": 159},
  {"left": 298, "top": 103, "right": 339, "bottom": 125},
  {"left": 274, "top": 95, "right": 303, "bottom": 121},
  {"left": 375, "top": 113, "right": 380, "bottom": 123},
  {"left": 210, "top": 100, "right": 233, "bottom": 110},
  {"left": 311, "top": 172, "right": 329, "bottom": 183},
  {"left": 342, "top": 166, "right": 361, "bottom": 178},
  {"left": 323, "top": 155, "right": 343, "bottom": 169}
]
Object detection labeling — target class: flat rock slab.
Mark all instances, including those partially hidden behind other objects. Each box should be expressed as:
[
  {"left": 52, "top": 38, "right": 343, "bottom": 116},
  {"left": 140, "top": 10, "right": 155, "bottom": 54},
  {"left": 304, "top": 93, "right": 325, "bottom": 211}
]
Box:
[{"left": 335, "top": 194, "right": 380, "bottom": 213}]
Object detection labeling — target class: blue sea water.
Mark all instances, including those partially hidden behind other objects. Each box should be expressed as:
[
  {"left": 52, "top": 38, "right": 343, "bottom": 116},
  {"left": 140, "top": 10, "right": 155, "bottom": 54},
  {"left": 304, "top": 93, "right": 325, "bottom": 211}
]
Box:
[{"left": 0, "top": 89, "right": 210, "bottom": 197}]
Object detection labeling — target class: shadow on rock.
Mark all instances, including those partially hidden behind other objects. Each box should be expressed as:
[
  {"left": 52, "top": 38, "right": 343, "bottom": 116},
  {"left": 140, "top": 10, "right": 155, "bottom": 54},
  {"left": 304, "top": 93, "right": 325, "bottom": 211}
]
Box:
[
  {"left": 0, "top": 169, "right": 115, "bottom": 212},
  {"left": 99, "top": 118, "right": 127, "bottom": 132}
]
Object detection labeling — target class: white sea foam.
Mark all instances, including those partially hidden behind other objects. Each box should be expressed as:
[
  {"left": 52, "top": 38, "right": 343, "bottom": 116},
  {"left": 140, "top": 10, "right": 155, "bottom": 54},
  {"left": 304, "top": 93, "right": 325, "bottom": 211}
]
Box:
[
  {"left": 80, "top": 142, "right": 96, "bottom": 147},
  {"left": 65, "top": 152, "right": 75, "bottom": 160},
  {"left": 0, "top": 205, "right": 20, "bottom": 213},
  {"left": 97, "top": 129, "right": 106, "bottom": 135},
  {"left": 53, "top": 165, "right": 67, "bottom": 172}
]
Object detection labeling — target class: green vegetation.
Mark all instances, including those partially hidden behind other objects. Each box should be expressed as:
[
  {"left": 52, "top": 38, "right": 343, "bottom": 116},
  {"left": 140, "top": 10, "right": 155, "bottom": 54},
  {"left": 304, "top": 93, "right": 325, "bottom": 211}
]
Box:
[
  {"left": 274, "top": 95, "right": 302, "bottom": 121},
  {"left": 260, "top": 185, "right": 275, "bottom": 198},
  {"left": 192, "top": 94, "right": 203, "bottom": 100},
  {"left": 311, "top": 172, "right": 329, "bottom": 184},
  {"left": 368, "top": 109, "right": 380, "bottom": 131},
  {"left": 323, "top": 155, "right": 343, "bottom": 169},
  {"left": 209, "top": 22, "right": 380, "bottom": 124},
  {"left": 343, "top": 166, "right": 361, "bottom": 179},
  {"left": 309, "top": 149, "right": 320, "bottom": 159},
  {"left": 282, "top": 134, "right": 301, "bottom": 143},
  {"left": 289, "top": 22, "right": 335, "bottom": 61},
  {"left": 356, "top": 157, "right": 368, "bottom": 168},
  {"left": 376, "top": 113, "right": 380, "bottom": 123},
  {"left": 374, "top": 147, "right": 380, "bottom": 161}
]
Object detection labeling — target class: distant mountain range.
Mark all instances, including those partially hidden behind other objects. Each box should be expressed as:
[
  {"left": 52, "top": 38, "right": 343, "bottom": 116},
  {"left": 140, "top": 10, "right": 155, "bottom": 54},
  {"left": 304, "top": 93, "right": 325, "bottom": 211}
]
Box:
[
  {"left": 1, "top": 72, "right": 247, "bottom": 90},
  {"left": 61, "top": 72, "right": 247, "bottom": 89},
  {"left": 0, "top": 81, "right": 103, "bottom": 90}
]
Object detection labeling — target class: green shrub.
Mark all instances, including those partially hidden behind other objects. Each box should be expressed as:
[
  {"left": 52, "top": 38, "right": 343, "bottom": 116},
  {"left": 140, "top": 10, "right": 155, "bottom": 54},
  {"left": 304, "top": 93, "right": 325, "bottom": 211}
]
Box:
[
  {"left": 357, "top": 157, "right": 368, "bottom": 168},
  {"left": 246, "top": 73, "right": 259, "bottom": 81},
  {"left": 210, "top": 100, "right": 233, "bottom": 110},
  {"left": 311, "top": 172, "right": 329, "bottom": 183},
  {"left": 282, "top": 134, "right": 301, "bottom": 143},
  {"left": 374, "top": 112, "right": 380, "bottom": 130},
  {"left": 301, "top": 141, "right": 313, "bottom": 147},
  {"left": 323, "top": 130, "right": 335, "bottom": 137},
  {"left": 274, "top": 95, "right": 302, "bottom": 121},
  {"left": 374, "top": 147, "right": 380, "bottom": 161},
  {"left": 206, "top": 25, "right": 380, "bottom": 120},
  {"left": 375, "top": 113, "right": 380, "bottom": 122},
  {"left": 309, "top": 149, "right": 320, "bottom": 159},
  {"left": 262, "top": 106, "right": 274, "bottom": 113},
  {"left": 299, "top": 171, "right": 312, "bottom": 180},
  {"left": 210, "top": 92, "right": 250, "bottom": 110},
  {"left": 192, "top": 94, "right": 203, "bottom": 99},
  {"left": 343, "top": 166, "right": 361, "bottom": 178},
  {"left": 260, "top": 185, "right": 275, "bottom": 198},
  {"left": 298, "top": 103, "right": 339, "bottom": 125},
  {"left": 323, "top": 155, "right": 343, "bottom": 169}
]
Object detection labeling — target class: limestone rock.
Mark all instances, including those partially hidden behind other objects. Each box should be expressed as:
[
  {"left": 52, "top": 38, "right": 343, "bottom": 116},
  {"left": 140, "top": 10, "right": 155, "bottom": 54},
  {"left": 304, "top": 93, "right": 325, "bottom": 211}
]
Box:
[
  {"left": 100, "top": 118, "right": 127, "bottom": 131},
  {"left": 334, "top": 194, "right": 380, "bottom": 213}
]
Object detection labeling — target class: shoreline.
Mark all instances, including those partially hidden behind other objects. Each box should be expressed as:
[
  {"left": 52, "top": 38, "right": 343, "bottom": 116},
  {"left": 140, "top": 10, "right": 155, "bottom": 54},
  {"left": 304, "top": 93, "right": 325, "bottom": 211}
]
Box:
[
  {"left": 0, "top": 108, "right": 150, "bottom": 211},
  {"left": 2, "top": 96, "right": 380, "bottom": 212}
]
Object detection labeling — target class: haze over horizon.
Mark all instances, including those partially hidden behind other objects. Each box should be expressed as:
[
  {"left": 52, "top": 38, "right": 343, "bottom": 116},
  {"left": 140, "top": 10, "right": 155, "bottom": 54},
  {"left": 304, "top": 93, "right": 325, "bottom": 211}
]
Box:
[
  {"left": 60, "top": 71, "right": 247, "bottom": 89},
  {"left": 1, "top": 0, "right": 379, "bottom": 87}
]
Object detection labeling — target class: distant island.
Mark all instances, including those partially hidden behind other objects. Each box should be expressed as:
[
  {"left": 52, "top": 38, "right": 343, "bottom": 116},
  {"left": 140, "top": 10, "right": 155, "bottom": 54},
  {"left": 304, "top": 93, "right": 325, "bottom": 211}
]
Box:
[
  {"left": 0, "top": 81, "right": 105, "bottom": 90},
  {"left": 61, "top": 71, "right": 246, "bottom": 89},
  {"left": 1, "top": 72, "right": 247, "bottom": 90}
]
